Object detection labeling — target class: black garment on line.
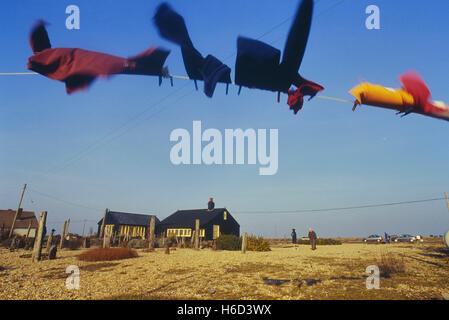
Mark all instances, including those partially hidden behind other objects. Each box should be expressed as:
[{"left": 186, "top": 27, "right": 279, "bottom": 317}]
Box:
[{"left": 153, "top": 3, "right": 231, "bottom": 97}]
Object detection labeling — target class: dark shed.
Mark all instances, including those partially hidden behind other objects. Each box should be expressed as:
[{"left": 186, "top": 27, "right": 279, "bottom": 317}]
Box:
[
  {"left": 97, "top": 211, "right": 160, "bottom": 239},
  {"left": 158, "top": 208, "right": 239, "bottom": 240}
]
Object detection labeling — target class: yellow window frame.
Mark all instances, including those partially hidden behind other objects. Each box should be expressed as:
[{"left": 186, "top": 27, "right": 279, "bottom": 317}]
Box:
[{"left": 104, "top": 224, "right": 114, "bottom": 236}]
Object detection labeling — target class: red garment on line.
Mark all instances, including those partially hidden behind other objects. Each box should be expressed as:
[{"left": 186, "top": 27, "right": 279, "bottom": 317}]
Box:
[
  {"left": 399, "top": 71, "right": 447, "bottom": 115},
  {"left": 27, "top": 21, "right": 169, "bottom": 94}
]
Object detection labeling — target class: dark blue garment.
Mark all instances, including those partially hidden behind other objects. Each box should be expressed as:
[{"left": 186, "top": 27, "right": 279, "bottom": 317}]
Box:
[
  {"left": 234, "top": 0, "right": 323, "bottom": 113},
  {"left": 30, "top": 20, "right": 51, "bottom": 53},
  {"left": 234, "top": 0, "right": 315, "bottom": 93},
  {"left": 154, "top": 3, "right": 203, "bottom": 80},
  {"left": 235, "top": 37, "right": 282, "bottom": 91},
  {"left": 154, "top": 3, "right": 231, "bottom": 97},
  {"left": 201, "top": 55, "right": 231, "bottom": 98}
]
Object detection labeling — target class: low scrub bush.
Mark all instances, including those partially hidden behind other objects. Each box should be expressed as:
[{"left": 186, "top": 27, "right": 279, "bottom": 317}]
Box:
[
  {"left": 23, "top": 238, "right": 34, "bottom": 250},
  {"left": 247, "top": 236, "right": 271, "bottom": 252},
  {"left": 127, "top": 239, "right": 147, "bottom": 249},
  {"left": 216, "top": 234, "right": 241, "bottom": 251},
  {"left": 120, "top": 240, "right": 128, "bottom": 248},
  {"left": 2, "top": 236, "right": 26, "bottom": 249},
  {"left": 317, "top": 238, "right": 342, "bottom": 245},
  {"left": 296, "top": 238, "right": 342, "bottom": 245},
  {"left": 377, "top": 252, "right": 406, "bottom": 277},
  {"left": 0, "top": 238, "right": 11, "bottom": 248},
  {"left": 88, "top": 237, "right": 101, "bottom": 248},
  {"left": 167, "top": 236, "right": 178, "bottom": 247},
  {"left": 0, "top": 230, "right": 9, "bottom": 241},
  {"left": 67, "top": 238, "right": 83, "bottom": 250},
  {"left": 77, "top": 248, "right": 138, "bottom": 261}
]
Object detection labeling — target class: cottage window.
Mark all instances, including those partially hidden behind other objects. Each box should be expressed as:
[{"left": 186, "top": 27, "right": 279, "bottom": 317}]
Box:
[
  {"left": 104, "top": 225, "right": 114, "bottom": 236},
  {"left": 166, "top": 228, "right": 196, "bottom": 238}
]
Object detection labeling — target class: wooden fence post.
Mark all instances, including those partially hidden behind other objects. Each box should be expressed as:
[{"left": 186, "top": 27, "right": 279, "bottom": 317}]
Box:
[
  {"left": 99, "top": 208, "right": 108, "bottom": 238},
  {"left": 59, "top": 221, "right": 67, "bottom": 249},
  {"left": 66, "top": 219, "right": 70, "bottom": 237},
  {"left": 32, "top": 211, "right": 47, "bottom": 262},
  {"left": 148, "top": 216, "right": 156, "bottom": 250},
  {"left": 194, "top": 219, "right": 200, "bottom": 250},
  {"left": 25, "top": 221, "right": 32, "bottom": 239},
  {"left": 103, "top": 228, "right": 111, "bottom": 248},
  {"left": 241, "top": 232, "right": 248, "bottom": 254},
  {"left": 46, "top": 229, "right": 54, "bottom": 252},
  {"left": 190, "top": 231, "right": 195, "bottom": 248}
]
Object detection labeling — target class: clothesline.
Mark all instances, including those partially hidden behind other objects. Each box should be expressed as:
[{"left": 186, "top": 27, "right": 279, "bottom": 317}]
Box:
[{"left": 0, "top": 71, "right": 354, "bottom": 104}]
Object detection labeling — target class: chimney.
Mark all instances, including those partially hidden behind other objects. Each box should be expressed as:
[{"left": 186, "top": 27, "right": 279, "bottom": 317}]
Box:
[{"left": 208, "top": 197, "right": 215, "bottom": 211}]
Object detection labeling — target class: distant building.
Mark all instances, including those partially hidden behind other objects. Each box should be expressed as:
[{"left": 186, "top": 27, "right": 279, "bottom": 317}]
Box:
[
  {"left": 97, "top": 211, "right": 160, "bottom": 239},
  {"left": 158, "top": 208, "right": 239, "bottom": 241},
  {"left": 0, "top": 209, "right": 38, "bottom": 237}
]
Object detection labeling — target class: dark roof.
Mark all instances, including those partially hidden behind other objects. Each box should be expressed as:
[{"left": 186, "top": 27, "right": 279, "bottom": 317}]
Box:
[
  {"left": 159, "top": 208, "right": 237, "bottom": 229},
  {"left": 0, "top": 209, "right": 38, "bottom": 229},
  {"left": 98, "top": 211, "right": 160, "bottom": 226}
]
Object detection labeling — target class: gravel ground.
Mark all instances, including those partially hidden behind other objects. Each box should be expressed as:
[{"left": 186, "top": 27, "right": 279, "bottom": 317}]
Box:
[{"left": 0, "top": 242, "right": 448, "bottom": 300}]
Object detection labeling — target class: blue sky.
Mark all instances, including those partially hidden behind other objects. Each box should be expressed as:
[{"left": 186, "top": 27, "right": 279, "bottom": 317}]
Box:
[{"left": 0, "top": 0, "right": 448, "bottom": 238}]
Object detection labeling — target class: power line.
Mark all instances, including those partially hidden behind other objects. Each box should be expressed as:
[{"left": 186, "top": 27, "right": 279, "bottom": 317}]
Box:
[
  {"left": 233, "top": 197, "right": 446, "bottom": 215},
  {"left": 22, "top": 190, "right": 448, "bottom": 218},
  {"left": 46, "top": 219, "right": 97, "bottom": 223},
  {"left": 27, "top": 187, "right": 103, "bottom": 212},
  {"left": 45, "top": 82, "right": 194, "bottom": 174}
]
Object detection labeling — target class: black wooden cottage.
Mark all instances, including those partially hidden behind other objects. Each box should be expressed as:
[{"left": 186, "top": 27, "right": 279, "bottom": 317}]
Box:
[
  {"left": 97, "top": 210, "right": 160, "bottom": 239},
  {"left": 157, "top": 208, "right": 239, "bottom": 240}
]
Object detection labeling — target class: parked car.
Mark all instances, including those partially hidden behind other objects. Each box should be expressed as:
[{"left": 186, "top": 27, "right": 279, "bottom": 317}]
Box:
[
  {"left": 414, "top": 235, "right": 424, "bottom": 243},
  {"left": 394, "top": 234, "right": 416, "bottom": 242},
  {"left": 363, "top": 235, "right": 382, "bottom": 243}
]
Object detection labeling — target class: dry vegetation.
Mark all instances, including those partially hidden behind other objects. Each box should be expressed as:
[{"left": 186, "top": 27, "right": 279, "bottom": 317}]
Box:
[
  {"left": 0, "top": 238, "right": 448, "bottom": 300},
  {"left": 77, "top": 248, "right": 139, "bottom": 262}
]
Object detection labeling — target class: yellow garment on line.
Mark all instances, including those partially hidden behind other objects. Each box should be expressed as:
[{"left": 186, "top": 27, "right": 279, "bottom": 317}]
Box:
[{"left": 349, "top": 83, "right": 415, "bottom": 110}]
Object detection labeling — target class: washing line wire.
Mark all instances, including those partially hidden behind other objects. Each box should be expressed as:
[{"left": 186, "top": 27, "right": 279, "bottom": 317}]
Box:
[
  {"left": 0, "top": 72, "right": 354, "bottom": 104},
  {"left": 233, "top": 197, "right": 446, "bottom": 215}
]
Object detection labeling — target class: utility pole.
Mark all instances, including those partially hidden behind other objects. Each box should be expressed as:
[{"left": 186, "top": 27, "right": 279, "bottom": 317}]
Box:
[
  {"left": 82, "top": 219, "right": 86, "bottom": 237},
  {"left": 9, "top": 184, "right": 27, "bottom": 238}
]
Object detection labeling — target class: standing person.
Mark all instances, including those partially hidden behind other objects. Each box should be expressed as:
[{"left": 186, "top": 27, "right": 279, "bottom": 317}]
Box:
[
  {"left": 384, "top": 232, "right": 390, "bottom": 244},
  {"left": 291, "top": 229, "right": 297, "bottom": 244},
  {"left": 308, "top": 228, "right": 317, "bottom": 250},
  {"left": 208, "top": 197, "right": 215, "bottom": 211}
]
